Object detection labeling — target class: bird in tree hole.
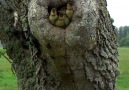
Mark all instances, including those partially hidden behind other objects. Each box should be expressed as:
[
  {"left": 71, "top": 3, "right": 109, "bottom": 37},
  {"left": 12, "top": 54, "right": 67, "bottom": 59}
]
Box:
[
  {"left": 55, "top": 13, "right": 65, "bottom": 27},
  {"left": 49, "top": 8, "right": 58, "bottom": 25},
  {"left": 66, "top": 3, "right": 74, "bottom": 19},
  {"left": 60, "top": 7, "right": 70, "bottom": 27},
  {"left": 49, "top": 3, "right": 74, "bottom": 28}
]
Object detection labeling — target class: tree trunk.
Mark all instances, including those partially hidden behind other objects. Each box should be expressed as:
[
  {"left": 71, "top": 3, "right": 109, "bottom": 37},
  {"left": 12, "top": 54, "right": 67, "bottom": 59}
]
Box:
[{"left": 0, "top": 0, "right": 119, "bottom": 90}]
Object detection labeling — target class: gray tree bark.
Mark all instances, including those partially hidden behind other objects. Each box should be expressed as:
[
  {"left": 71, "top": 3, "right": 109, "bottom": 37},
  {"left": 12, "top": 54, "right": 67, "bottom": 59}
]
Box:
[{"left": 0, "top": 0, "right": 119, "bottom": 90}]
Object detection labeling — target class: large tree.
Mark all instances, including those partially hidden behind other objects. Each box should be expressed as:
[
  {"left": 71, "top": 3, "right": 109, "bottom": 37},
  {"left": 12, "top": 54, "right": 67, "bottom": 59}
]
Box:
[{"left": 0, "top": 0, "right": 119, "bottom": 90}]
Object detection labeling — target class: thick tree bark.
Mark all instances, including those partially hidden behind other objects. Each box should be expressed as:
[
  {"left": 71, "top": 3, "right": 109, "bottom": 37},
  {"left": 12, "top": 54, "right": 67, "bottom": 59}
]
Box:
[{"left": 0, "top": 0, "right": 119, "bottom": 90}]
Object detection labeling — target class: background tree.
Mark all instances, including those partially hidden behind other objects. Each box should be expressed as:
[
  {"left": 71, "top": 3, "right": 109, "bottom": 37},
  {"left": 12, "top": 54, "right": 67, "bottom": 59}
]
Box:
[
  {"left": 117, "top": 26, "right": 129, "bottom": 46},
  {"left": 0, "top": 41, "right": 2, "bottom": 48},
  {"left": 0, "top": 0, "right": 119, "bottom": 90}
]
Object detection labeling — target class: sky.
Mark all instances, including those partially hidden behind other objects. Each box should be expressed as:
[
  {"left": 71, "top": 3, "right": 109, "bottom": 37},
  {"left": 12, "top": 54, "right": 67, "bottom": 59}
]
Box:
[{"left": 107, "top": 0, "right": 129, "bottom": 27}]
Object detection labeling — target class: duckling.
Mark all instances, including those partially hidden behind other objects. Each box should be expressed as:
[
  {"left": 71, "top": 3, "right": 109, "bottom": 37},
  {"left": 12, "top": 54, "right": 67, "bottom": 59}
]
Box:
[
  {"left": 60, "top": 8, "right": 70, "bottom": 27},
  {"left": 66, "top": 3, "right": 74, "bottom": 19},
  {"left": 49, "top": 8, "right": 58, "bottom": 25},
  {"left": 55, "top": 13, "right": 65, "bottom": 27}
]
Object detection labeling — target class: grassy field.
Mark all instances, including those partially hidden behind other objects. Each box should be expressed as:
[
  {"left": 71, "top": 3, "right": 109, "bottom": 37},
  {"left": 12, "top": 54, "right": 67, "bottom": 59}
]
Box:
[
  {"left": 0, "top": 49, "right": 17, "bottom": 90},
  {"left": 117, "top": 47, "right": 129, "bottom": 90},
  {"left": 0, "top": 47, "right": 129, "bottom": 90}
]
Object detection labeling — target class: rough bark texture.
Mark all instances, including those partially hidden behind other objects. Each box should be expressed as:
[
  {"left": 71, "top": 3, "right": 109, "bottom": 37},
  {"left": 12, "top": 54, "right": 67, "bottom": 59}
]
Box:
[{"left": 0, "top": 0, "right": 119, "bottom": 90}]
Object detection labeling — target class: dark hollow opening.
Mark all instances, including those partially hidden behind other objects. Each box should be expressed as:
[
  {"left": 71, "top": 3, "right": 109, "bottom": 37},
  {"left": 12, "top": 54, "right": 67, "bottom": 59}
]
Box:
[
  {"left": 48, "top": 2, "right": 67, "bottom": 15},
  {"left": 46, "top": 43, "right": 51, "bottom": 49},
  {"left": 51, "top": 56, "right": 56, "bottom": 59}
]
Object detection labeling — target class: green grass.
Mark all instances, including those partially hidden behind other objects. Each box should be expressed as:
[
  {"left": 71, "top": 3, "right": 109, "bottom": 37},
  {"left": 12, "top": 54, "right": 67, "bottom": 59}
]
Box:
[
  {"left": 0, "top": 47, "right": 129, "bottom": 90},
  {"left": 117, "top": 47, "right": 129, "bottom": 90},
  {"left": 0, "top": 48, "right": 17, "bottom": 90}
]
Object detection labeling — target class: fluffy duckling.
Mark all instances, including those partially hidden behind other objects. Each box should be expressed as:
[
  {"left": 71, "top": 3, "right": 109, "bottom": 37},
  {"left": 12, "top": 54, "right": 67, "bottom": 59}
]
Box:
[
  {"left": 55, "top": 13, "right": 65, "bottom": 27},
  {"left": 49, "top": 8, "right": 58, "bottom": 24},
  {"left": 60, "top": 8, "right": 70, "bottom": 27},
  {"left": 66, "top": 3, "right": 74, "bottom": 19}
]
